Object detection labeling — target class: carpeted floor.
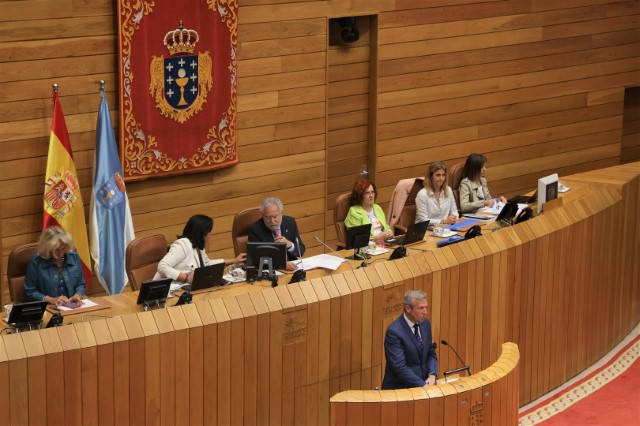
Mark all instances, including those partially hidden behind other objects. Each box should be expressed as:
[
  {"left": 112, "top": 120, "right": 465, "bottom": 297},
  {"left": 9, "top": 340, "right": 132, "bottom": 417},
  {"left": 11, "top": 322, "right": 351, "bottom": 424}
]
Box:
[{"left": 519, "top": 325, "right": 640, "bottom": 425}]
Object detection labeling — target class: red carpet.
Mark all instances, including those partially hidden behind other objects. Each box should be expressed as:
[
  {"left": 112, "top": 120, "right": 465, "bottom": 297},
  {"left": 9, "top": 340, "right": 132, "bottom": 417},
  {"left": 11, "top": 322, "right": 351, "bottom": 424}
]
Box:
[{"left": 519, "top": 334, "right": 640, "bottom": 425}]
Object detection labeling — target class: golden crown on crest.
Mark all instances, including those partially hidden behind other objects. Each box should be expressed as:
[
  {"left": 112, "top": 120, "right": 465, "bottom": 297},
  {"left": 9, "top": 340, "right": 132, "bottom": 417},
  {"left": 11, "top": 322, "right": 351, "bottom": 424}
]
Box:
[{"left": 163, "top": 21, "right": 199, "bottom": 55}]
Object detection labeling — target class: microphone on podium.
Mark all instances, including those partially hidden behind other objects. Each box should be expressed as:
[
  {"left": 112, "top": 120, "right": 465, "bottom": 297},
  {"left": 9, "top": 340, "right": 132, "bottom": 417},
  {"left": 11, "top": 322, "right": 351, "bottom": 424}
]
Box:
[{"left": 441, "top": 339, "right": 471, "bottom": 379}]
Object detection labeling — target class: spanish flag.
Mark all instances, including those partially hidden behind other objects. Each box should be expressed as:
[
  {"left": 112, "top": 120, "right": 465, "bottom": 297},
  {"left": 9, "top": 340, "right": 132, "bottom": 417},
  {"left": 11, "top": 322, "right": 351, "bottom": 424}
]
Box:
[{"left": 43, "top": 92, "right": 92, "bottom": 286}]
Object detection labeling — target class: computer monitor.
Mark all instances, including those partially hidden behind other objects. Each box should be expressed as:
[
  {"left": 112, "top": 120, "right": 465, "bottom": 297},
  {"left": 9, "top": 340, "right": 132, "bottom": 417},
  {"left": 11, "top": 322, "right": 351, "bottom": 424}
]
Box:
[
  {"left": 537, "top": 173, "right": 559, "bottom": 213},
  {"left": 246, "top": 241, "right": 288, "bottom": 271},
  {"left": 136, "top": 278, "right": 172, "bottom": 309},
  {"left": 3, "top": 300, "right": 48, "bottom": 329},
  {"left": 346, "top": 223, "right": 372, "bottom": 260}
]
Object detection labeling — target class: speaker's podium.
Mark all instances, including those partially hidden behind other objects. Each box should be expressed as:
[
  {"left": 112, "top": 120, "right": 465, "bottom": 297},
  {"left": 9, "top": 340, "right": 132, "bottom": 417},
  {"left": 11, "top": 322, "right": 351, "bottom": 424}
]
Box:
[{"left": 330, "top": 342, "right": 520, "bottom": 426}]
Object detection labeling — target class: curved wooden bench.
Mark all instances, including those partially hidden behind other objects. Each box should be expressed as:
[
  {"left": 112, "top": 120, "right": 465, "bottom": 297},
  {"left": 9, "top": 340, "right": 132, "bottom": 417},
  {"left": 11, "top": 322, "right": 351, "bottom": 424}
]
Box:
[
  {"left": 330, "top": 342, "right": 520, "bottom": 425},
  {"left": 0, "top": 163, "right": 638, "bottom": 424}
]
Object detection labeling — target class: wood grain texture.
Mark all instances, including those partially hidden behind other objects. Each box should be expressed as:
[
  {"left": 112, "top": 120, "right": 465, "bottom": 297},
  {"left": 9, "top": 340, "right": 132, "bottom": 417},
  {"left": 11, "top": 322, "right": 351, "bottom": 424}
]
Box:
[
  {"left": 0, "top": 0, "right": 639, "bottom": 418},
  {"left": 0, "top": 165, "right": 638, "bottom": 424}
]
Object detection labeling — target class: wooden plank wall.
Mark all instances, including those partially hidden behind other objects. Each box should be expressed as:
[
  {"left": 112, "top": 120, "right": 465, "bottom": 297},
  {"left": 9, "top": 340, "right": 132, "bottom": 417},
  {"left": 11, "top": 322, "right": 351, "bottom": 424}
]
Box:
[
  {"left": 0, "top": 0, "right": 639, "bottom": 305},
  {"left": 326, "top": 16, "right": 373, "bottom": 248}
]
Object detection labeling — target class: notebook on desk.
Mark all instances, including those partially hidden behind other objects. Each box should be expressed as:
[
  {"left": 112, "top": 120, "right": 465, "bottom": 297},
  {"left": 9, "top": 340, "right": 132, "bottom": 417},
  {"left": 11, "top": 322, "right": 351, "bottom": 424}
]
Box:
[{"left": 386, "top": 220, "right": 430, "bottom": 246}]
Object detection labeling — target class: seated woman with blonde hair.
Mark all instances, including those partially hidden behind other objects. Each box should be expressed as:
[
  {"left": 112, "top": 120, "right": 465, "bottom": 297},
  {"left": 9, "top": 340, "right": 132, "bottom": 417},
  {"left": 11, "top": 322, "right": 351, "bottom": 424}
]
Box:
[
  {"left": 458, "top": 153, "right": 507, "bottom": 213},
  {"left": 415, "top": 161, "right": 458, "bottom": 225},
  {"left": 24, "top": 226, "right": 85, "bottom": 306},
  {"left": 344, "top": 179, "right": 394, "bottom": 243}
]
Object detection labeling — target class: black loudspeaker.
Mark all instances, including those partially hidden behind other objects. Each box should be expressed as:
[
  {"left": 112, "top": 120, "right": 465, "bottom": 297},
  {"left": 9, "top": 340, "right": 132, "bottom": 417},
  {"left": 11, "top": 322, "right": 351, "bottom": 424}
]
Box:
[
  {"left": 175, "top": 291, "right": 192, "bottom": 306},
  {"left": 388, "top": 246, "right": 407, "bottom": 260},
  {"left": 515, "top": 207, "right": 534, "bottom": 224},
  {"left": 464, "top": 225, "right": 482, "bottom": 240},
  {"left": 289, "top": 269, "right": 306, "bottom": 284},
  {"left": 45, "top": 312, "right": 63, "bottom": 328}
]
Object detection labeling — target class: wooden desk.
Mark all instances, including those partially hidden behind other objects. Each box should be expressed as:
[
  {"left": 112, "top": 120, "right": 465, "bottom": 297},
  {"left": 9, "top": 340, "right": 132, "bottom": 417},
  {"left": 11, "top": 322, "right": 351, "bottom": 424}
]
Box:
[{"left": 0, "top": 163, "right": 638, "bottom": 425}]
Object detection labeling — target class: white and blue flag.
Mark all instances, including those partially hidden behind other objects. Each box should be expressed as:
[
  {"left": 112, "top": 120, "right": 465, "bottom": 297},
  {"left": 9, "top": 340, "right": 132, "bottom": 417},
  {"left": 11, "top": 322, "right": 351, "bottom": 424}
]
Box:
[{"left": 90, "top": 91, "right": 135, "bottom": 294}]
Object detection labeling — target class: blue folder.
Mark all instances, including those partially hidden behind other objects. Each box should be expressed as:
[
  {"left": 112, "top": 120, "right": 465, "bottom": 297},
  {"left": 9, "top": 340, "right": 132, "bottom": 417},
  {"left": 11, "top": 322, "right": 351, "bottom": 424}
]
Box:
[
  {"left": 436, "top": 235, "right": 465, "bottom": 247},
  {"left": 449, "top": 219, "right": 480, "bottom": 231}
]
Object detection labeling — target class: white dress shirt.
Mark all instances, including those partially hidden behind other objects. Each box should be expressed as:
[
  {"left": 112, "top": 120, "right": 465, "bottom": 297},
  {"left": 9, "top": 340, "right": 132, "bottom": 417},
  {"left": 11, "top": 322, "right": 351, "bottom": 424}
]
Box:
[{"left": 415, "top": 186, "right": 459, "bottom": 224}]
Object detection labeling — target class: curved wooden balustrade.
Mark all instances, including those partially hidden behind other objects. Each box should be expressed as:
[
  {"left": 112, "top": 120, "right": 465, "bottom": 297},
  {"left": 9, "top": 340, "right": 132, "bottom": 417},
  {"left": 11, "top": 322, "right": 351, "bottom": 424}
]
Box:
[
  {"left": 330, "top": 342, "right": 520, "bottom": 426},
  {"left": 0, "top": 163, "right": 638, "bottom": 425}
]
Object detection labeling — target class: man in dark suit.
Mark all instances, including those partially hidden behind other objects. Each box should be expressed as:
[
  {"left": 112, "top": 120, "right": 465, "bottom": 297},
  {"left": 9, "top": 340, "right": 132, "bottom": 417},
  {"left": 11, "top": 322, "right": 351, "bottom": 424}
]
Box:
[
  {"left": 382, "top": 290, "right": 438, "bottom": 389},
  {"left": 248, "top": 197, "right": 305, "bottom": 270}
]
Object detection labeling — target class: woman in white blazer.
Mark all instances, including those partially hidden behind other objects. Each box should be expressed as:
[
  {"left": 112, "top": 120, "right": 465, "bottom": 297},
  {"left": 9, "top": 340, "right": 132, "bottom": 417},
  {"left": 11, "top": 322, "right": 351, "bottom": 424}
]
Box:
[{"left": 154, "top": 214, "right": 245, "bottom": 285}]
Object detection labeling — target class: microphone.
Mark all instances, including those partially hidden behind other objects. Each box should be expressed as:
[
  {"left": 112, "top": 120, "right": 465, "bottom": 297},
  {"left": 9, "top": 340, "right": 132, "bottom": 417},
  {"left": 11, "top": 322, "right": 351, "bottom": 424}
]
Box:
[
  {"left": 289, "top": 237, "right": 307, "bottom": 284},
  {"left": 314, "top": 236, "right": 336, "bottom": 253},
  {"left": 314, "top": 236, "right": 355, "bottom": 271},
  {"left": 441, "top": 339, "right": 471, "bottom": 378}
]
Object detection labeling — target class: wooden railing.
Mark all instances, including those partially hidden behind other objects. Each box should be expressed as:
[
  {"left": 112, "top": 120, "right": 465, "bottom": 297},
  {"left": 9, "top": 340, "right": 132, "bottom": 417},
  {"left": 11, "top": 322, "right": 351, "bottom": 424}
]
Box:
[{"left": 0, "top": 163, "right": 638, "bottom": 425}]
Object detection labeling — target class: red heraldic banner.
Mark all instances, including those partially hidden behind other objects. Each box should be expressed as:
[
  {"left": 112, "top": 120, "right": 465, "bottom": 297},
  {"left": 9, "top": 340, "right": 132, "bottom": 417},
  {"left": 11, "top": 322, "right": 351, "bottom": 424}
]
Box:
[
  {"left": 44, "top": 94, "right": 92, "bottom": 286},
  {"left": 117, "top": 0, "right": 238, "bottom": 180}
]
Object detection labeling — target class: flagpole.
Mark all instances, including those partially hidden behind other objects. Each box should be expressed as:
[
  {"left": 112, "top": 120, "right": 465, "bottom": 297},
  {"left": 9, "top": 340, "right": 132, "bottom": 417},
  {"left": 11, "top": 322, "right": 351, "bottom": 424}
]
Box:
[
  {"left": 52, "top": 83, "right": 58, "bottom": 101},
  {"left": 100, "top": 80, "right": 105, "bottom": 94}
]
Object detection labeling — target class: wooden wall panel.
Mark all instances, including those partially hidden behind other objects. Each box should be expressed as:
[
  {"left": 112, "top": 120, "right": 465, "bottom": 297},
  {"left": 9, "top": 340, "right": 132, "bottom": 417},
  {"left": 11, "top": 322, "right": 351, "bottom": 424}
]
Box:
[
  {"left": 0, "top": 0, "right": 638, "bottom": 308},
  {"left": 325, "top": 16, "right": 374, "bottom": 248}
]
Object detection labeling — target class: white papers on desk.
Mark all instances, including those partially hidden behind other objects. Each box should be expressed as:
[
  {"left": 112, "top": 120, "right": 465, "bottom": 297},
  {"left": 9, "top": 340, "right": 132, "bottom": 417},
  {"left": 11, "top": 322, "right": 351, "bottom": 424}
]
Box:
[
  {"left": 482, "top": 202, "right": 529, "bottom": 216},
  {"left": 481, "top": 201, "right": 505, "bottom": 215},
  {"left": 56, "top": 298, "right": 99, "bottom": 311},
  {"left": 295, "top": 254, "right": 346, "bottom": 271}
]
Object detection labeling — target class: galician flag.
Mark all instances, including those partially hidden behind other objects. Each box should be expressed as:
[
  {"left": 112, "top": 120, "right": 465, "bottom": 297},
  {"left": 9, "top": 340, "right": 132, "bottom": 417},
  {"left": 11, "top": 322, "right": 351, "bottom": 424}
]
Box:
[
  {"left": 90, "top": 90, "right": 135, "bottom": 294},
  {"left": 43, "top": 92, "right": 92, "bottom": 286}
]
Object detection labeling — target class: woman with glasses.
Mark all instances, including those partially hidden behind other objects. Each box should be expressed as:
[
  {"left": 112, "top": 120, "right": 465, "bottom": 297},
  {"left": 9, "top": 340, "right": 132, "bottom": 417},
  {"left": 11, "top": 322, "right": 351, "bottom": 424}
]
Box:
[
  {"left": 154, "top": 214, "right": 245, "bottom": 285},
  {"left": 344, "top": 179, "right": 393, "bottom": 242}
]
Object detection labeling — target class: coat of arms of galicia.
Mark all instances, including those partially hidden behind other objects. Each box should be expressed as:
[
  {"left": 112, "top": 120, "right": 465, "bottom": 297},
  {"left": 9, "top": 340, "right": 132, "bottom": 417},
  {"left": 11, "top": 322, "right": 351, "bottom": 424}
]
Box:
[{"left": 149, "top": 21, "right": 213, "bottom": 124}]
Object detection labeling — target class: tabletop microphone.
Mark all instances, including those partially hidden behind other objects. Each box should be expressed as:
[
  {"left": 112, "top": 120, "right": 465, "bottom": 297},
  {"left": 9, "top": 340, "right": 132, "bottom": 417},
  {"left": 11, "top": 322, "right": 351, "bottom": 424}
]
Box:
[
  {"left": 289, "top": 237, "right": 307, "bottom": 284},
  {"left": 441, "top": 339, "right": 471, "bottom": 378}
]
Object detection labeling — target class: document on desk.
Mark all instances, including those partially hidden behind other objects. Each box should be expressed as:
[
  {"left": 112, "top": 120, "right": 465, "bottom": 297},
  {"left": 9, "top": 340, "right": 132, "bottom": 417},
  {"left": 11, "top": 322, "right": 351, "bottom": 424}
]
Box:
[
  {"left": 55, "top": 298, "right": 99, "bottom": 311},
  {"left": 481, "top": 202, "right": 529, "bottom": 216},
  {"left": 296, "top": 254, "right": 346, "bottom": 271},
  {"left": 482, "top": 201, "right": 505, "bottom": 215}
]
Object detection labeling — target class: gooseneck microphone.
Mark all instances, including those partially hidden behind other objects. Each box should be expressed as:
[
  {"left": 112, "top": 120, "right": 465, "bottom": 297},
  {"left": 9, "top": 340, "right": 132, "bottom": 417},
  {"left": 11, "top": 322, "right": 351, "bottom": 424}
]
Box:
[
  {"left": 314, "top": 236, "right": 335, "bottom": 253},
  {"left": 441, "top": 339, "right": 471, "bottom": 379}
]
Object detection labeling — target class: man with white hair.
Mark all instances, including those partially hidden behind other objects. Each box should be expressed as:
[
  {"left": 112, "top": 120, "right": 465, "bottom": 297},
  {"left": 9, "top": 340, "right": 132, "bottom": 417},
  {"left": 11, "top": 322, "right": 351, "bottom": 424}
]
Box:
[
  {"left": 248, "top": 197, "right": 305, "bottom": 270},
  {"left": 382, "top": 289, "right": 438, "bottom": 389}
]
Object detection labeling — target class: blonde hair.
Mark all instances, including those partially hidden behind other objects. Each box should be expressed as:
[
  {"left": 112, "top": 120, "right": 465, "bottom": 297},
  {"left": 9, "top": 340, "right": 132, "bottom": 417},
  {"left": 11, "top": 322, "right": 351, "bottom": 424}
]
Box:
[
  {"left": 424, "top": 161, "right": 450, "bottom": 197},
  {"left": 37, "top": 226, "right": 73, "bottom": 260}
]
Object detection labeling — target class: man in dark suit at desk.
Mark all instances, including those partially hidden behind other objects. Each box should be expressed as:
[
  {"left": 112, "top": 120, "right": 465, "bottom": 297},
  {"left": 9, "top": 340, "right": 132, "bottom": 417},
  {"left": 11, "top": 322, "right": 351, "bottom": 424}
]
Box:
[
  {"left": 248, "top": 197, "right": 305, "bottom": 270},
  {"left": 382, "top": 290, "right": 438, "bottom": 389}
]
